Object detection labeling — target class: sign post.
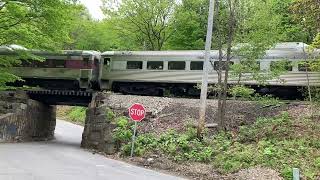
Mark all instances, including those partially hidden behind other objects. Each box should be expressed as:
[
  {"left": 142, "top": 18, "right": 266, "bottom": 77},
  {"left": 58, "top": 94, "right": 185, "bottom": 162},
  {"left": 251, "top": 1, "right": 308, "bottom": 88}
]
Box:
[{"left": 128, "top": 103, "right": 146, "bottom": 157}]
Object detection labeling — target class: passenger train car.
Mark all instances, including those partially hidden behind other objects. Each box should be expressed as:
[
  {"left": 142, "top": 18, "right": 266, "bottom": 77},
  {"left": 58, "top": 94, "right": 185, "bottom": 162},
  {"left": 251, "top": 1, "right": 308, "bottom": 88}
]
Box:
[
  {"left": 1, "top": 42, "right": 319, "bottom": 98},
  {"left": 0, "top": 45, "right": 100, "bottom": 90},
  {"left": 100, "top": 42, "right": 320, "bottom": 97}
]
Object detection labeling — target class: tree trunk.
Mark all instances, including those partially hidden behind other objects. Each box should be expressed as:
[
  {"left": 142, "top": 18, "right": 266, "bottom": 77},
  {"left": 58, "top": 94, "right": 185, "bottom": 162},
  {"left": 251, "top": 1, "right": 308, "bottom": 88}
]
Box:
[
  {"left": 214, "top": 0, "right": 224, "bottom": 129},
  {"left": 220, "top": 0, "right": 236, "bottom": 130}
]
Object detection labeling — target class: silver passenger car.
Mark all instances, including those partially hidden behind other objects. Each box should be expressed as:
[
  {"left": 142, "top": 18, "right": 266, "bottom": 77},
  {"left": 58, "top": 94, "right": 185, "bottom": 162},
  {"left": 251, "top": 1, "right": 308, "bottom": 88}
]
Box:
[{"left": 100, "top": 42, "right": 320, "bottom": 94}]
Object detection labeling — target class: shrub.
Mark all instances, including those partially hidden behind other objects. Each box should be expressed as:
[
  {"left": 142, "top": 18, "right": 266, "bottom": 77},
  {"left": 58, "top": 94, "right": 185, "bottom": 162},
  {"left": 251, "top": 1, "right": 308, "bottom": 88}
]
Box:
[
  {"left": 229, "top": 85, "right": 255, "bottom": 99},
  {"left": 115, "top": 113, "right": 319, "bottom": 180},
  {"left": 106, "top": 108, "right": 116, "bottom": 122},
  {"left": 112, "top": 116, "right": 133, "bottom": 149},
  {"left": 67, "top": 107, "right": 87, "bottom": 124},
  {"left": 253, "top": 94, "right": 283, "bottom": 107}
]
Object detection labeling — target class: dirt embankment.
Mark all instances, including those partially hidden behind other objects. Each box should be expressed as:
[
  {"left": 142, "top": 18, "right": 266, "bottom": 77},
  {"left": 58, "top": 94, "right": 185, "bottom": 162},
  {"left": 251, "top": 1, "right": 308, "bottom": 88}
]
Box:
[
  {"left": 105, "top": 94, "right": 295, "bottom": 134},
  {"left": 102, "top": 95, "right": 313, "bottom": 180},
  {"left": 58, "top": 94, "right": 314, "bottom": 180}
]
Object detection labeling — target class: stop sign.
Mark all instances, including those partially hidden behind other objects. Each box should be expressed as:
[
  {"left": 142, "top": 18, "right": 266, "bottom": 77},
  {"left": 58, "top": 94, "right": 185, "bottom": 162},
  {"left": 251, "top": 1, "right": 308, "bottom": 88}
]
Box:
[{"left": 128, "top": 103, "right": 146, "bottom": 122}]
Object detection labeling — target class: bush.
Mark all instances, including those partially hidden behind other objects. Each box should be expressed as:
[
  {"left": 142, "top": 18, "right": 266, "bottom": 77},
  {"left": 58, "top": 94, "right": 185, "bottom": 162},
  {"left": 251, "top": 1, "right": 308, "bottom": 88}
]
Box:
[
  {"left": 120, "top": 127, "right": 215, "bottom": 162},
  {"left": 67, "top": 107, "right": 87, "bottom": 124},
  {"left": 212, "top": 113, "right": 319, "bottom": 180},
  {"left": 229, "top": 85, "right": 255, "bottom": 99},
  {"left": 112, "top": 116, "right": 133, "bottom": 149},
  {"left": 115, "top": 113, "right": 319, "bottom": 180},
  {"left": 106, "top": 108, "right": 116, "bottom": 122},
  {"left": 253, "top": 94, "right": 283, "bottom": 107},
  {"left": 237, "top": 112, "right": 292, "bottom": 142}
]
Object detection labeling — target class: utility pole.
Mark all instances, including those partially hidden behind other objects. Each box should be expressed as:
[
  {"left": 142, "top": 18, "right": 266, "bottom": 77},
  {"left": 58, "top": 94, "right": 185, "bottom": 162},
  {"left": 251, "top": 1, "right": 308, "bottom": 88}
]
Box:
[{"left": 197, "top": 0, "right": 215, "bottom": 138}]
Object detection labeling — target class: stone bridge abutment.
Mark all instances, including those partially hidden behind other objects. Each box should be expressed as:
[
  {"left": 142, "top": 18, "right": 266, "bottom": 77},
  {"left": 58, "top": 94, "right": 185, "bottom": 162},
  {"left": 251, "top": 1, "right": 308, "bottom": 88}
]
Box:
[{"left": 0, "top": 91, "right": 56, "bottom": 142}]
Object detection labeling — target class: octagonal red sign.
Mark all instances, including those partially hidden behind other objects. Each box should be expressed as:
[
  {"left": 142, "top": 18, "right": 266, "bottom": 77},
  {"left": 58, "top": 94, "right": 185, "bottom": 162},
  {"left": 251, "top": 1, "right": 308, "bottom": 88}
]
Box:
[{"left": 128, "top": 103, "right": 146, "bottom": 122}]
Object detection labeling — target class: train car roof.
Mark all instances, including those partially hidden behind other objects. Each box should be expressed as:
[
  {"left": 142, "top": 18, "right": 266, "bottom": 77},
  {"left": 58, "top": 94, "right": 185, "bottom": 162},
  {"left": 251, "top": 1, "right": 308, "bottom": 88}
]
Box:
[
  {"left": 102, "top": 42, "right": 320, "bottom": 59},
  {"left": 0, "top": 45, "right": 100, "bottom": 58},
  {"left": 101, "top": 50, "right": 220, "bottom": 57}
]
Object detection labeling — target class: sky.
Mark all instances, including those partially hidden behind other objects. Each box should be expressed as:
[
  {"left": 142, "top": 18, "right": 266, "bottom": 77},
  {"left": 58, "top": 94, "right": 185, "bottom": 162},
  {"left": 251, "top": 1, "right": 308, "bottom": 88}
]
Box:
[{"left": 80, "top": 0, "right": 105, "bottom": 20}]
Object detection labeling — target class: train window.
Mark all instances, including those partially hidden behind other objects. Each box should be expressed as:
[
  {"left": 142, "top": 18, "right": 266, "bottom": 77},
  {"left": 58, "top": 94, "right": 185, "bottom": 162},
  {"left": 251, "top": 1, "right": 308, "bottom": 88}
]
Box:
[
  {"left": 298, "top": 62, "right": 318, "bottom": 72},
  {"left": 191, "top": 61, "right": 203, "bottom": 70},
  {"left": 83, "top": 57, "right": 90, "bottom": 67},
  {"left": 298, "top": 64, "right": 310, "bottom": 71},
  {"left": 33, "top": 60, "right": 43, "bottom": 67},
  {"left": 168, "top": 61, "right": 185, "bottom": 70},
  {"left": 53, "top": 59, "right": 66, "bottom": 68},
  {"left": 127, "top": 61, "right": 143, "bottom": 69},
  {"left": 147, "top": 61, "right": 163, "bottom": 70},
  {"left": 43, "top": 59, "right": 52, "bottom": 68},
  {"left": 270, "top": 61, "right": 293, "bottom": 71},
  {"left": 240, "top": 61, "right": 260, "bottom": 71},
  {"left": 213, "top": 61, "right": 234, "bottom": 70},
  {"left": 20, "top": 59, "right": 32, "bottom": 67},
  {"left": 104, "top": 58, "right": 111, "bottom": 66}
]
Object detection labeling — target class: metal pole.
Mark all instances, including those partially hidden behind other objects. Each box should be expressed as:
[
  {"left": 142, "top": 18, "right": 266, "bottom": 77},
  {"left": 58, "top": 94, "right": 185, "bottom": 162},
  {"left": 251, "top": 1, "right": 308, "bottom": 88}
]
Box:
[
  {"left": 130, "top": 121, "right": 137, "bottom": 157},
  {"left": 293, "top": 168, "right": 300, "bottom": 180},
  {"left": 198, "top": 0, "right": 215, "bottom": 137}
]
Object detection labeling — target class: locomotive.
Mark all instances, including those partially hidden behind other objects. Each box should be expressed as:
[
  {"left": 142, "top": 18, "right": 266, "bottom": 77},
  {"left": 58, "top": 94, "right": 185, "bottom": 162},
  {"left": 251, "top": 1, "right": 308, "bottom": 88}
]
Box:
[{"left": 1, "top": 42, "right": 319, "bottom": 98}]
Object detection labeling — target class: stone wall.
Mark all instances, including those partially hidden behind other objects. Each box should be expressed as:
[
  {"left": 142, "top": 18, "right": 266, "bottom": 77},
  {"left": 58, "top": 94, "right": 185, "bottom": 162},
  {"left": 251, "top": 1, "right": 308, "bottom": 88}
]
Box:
[
  {"left": 81, "top": 93, "right": 117, "bottom": 154},
  {"left": 0, "top": 91, "right": 56, "bottom": 142}
]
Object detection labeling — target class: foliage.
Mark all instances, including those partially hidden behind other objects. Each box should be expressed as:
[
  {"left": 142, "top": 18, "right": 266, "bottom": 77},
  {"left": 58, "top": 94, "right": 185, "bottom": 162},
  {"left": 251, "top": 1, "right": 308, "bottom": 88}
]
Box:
[
  {"left": 112, "top": 116, "right": 133, "bottom": 148},
  {"left": 67, "top": 107, "right": 87, "bottom": 125},
  {"left": 214, "top": 113, "right": 320, "bottom": 179},
  {"left": 225, "top": 0, "right": 292, "bottom": 92},
  {"left": 166, "top": 0, "right": 207, "bottom": 50},
  {"left": 195, "top": 83, "right": 222, "bottom": 97},
  {"left": 116, "top": 112, "right": 320, "bottom": 179},
  {"left": 229, "top": 85, "right": 255, "bottom": 99},
  {"left": 106, "top": 108, "right": 116, "bottom": 121},
  {"left": 272, "top": 0, "right": 309, "bottom": 42},
  {"left": 64, "top": 8, "right": 121, "bottom": 51},
  {"left": 121, "top": 126, "right": 215, "bottom": 162},
  {"left": 0, "top": 0, "right": 86, "bottom": 88},
  {"left": 311, "top": 33, "right": 320, "bottom": 49},
  {"left": 290, "top": 0, "right": 320, "bottom": 43},
  {"left": 253, "top": 94, "right": 283, "bottom": 107},
  {"left": 0, "top": 0, "right": 79, "bottom": 49},
  {"left": 103, "top": 0, "right": 176, "bottom": 50}
]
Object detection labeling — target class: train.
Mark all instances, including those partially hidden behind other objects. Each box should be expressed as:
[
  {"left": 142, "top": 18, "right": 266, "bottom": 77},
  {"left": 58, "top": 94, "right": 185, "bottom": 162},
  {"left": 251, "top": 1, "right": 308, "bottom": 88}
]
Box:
[
  {"left": 1, "top": 42, "right": 319, "bottom": 98},
  {"left": 0, "top": 45, "right": 101, "bottom": 90}
]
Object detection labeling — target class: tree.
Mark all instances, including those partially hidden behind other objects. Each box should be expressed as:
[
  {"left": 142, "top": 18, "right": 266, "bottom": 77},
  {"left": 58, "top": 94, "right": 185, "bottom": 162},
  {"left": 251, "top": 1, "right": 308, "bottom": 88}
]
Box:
[
  {"left": 0, "top": 0, "right": 82, "bottom": 88},
  {"left": 271, "top": 0, "right": 309, "bottom": 43},
  {"left": 103, "top": 0, "right": 176, "bottom": 50},
  {"left": 72, "top": 20, "right": 120, "bottom": 51},
  {"left": 0, "top": 0, "right": 79, "bottom": 49},
  {"left": 166, "top": 0, "right": 208, "bottom": 50},
  {"left": 290, "top": 0, "right": 320, "bottom": 43},
  {"left": 212, "top": 0, "right": 286, "bottom": 129}
]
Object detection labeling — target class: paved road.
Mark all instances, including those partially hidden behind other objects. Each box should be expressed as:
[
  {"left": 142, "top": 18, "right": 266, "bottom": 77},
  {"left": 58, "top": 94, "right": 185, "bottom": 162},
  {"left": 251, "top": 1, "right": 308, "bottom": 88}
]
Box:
[{"left": 0, "top": 120, "right": 184, "bottom": 180}]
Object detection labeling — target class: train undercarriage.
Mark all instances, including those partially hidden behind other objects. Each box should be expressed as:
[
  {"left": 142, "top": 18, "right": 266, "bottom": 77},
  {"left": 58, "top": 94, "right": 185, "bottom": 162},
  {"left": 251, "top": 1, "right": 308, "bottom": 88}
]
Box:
[{"left": 111, "top": 81, "right": 304, "bottom": 100}]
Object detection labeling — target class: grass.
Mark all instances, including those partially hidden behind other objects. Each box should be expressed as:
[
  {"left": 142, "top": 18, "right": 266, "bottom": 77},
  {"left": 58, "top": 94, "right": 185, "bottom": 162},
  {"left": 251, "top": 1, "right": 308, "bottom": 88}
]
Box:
[{"left": 56, "top": 106, "right": 87, "bottom": 125}]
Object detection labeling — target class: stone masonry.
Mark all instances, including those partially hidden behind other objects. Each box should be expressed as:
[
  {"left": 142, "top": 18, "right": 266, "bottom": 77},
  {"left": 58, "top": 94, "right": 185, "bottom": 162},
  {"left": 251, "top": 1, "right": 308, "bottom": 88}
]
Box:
[
  {"left": 81, "top": 93, "right": 117, "bottom": 154},
  {"left": 0, "top": 91, "right": 56, "bottom": 142}
]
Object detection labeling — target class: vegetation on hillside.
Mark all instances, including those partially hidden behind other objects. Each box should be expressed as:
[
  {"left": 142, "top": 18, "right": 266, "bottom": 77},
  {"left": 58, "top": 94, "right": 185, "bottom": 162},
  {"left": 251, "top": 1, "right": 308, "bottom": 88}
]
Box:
[{"left": 112, "top": 112, "right": 320, "bottom": 179}]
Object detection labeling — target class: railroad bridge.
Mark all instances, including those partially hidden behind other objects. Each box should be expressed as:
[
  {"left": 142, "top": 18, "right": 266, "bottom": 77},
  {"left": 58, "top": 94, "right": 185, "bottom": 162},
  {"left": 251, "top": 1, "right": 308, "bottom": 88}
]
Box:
[
  {"left": 0, "top": 90, "right": 118, "bottom": 153},
  {"left": 27, "top": 90, "right": 93, "bottom": 106}
]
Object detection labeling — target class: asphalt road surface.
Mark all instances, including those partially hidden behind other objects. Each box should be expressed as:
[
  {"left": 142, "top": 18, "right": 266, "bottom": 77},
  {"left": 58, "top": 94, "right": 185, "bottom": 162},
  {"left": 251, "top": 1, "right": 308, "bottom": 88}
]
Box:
[{"left": 0, "top": 120, "right": 184, "bottom": 180}]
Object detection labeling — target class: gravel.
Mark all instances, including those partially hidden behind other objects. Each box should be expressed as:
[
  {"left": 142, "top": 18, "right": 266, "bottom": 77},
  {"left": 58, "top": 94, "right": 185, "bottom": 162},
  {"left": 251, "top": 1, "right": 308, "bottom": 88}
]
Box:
[
  {"left": 103, "top": 94, "right": 290, "bottom": 134},
  {"left": 229, "top": 167, "right": 283, "bottom": 180}
]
